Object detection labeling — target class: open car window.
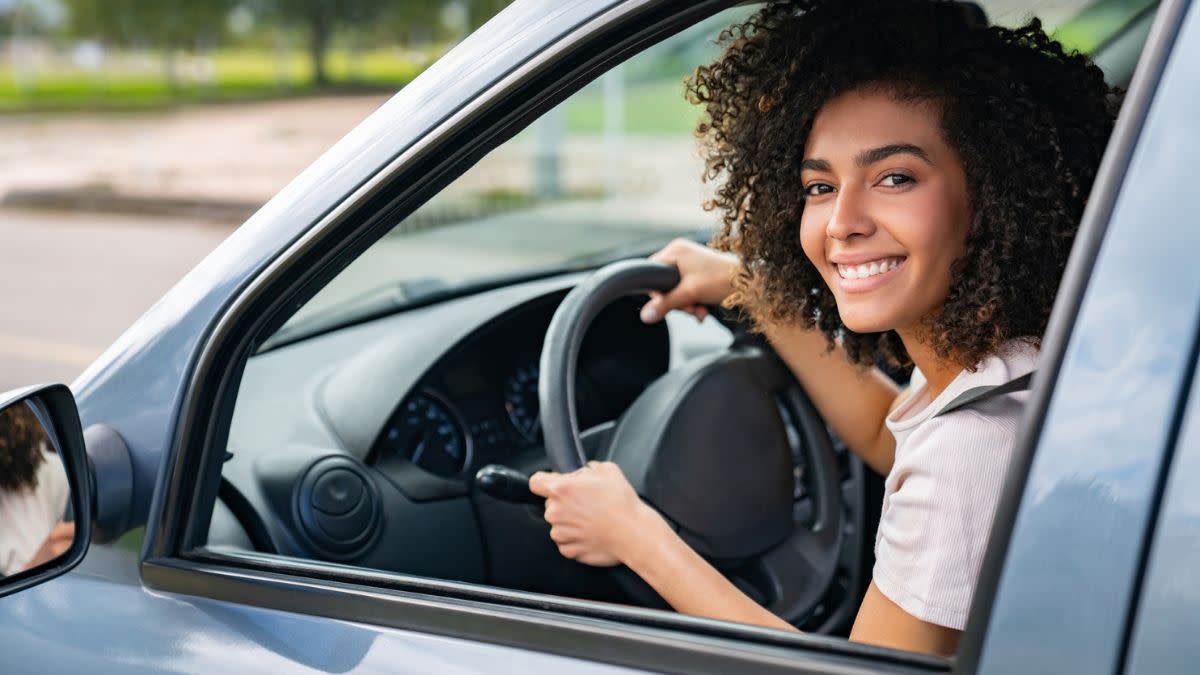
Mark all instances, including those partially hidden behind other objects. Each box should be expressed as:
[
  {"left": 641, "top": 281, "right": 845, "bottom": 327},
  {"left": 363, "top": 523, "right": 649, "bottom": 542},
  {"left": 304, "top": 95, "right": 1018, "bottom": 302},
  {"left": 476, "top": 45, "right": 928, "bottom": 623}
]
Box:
[{"left": 197, "top": 0, "right": 1162, "bottom": 669}]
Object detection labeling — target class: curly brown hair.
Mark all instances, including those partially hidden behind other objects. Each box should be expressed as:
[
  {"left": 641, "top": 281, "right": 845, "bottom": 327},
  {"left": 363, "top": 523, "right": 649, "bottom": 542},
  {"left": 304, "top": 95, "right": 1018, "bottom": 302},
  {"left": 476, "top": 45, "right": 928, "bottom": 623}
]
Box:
[
  {"left": 690, "top": 0, "right": 1117, "bottom": 369},
  {"left": 0, "top": 403, "right": 49, "bottom": 492}
]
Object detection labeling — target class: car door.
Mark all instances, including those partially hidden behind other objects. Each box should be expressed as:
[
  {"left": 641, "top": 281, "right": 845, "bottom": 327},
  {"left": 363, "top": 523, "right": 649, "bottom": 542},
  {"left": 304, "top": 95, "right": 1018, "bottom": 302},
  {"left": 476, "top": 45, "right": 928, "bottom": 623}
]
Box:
[
  {"left": 0, "top": 1, "right": 1192, "bottom": 674},
  {"left": 959, "top": 0, "right": 1200, "bottom": 673}
]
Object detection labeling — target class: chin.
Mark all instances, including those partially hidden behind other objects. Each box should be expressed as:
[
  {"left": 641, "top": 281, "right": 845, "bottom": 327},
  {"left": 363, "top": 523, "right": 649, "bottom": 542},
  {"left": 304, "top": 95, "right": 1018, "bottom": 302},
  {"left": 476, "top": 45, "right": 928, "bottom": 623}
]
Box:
[{"left": 836, "top": 307, "right": 898, "bottom": 335}]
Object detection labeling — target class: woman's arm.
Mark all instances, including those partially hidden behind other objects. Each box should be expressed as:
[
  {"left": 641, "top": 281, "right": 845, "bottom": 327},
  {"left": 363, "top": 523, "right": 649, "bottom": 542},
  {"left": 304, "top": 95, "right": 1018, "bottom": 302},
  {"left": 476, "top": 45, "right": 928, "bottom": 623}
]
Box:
[
  {"left": 530, "top": 462, "right": 960, "bottom": 655},
  {"left": 529, "top": 462, "right": 794, "bottom": 631},
  {"left": 645, "top": 239, "right": 901, "bottom": 474},
  {"left": 621, "top": 501, "right": 795, "bottom": 630},
  {"left": 760, "top": 321, "right": 900, "bottom": 474},
  {"left": 851, "top": 582, "right": 960, "bottom": 657}
]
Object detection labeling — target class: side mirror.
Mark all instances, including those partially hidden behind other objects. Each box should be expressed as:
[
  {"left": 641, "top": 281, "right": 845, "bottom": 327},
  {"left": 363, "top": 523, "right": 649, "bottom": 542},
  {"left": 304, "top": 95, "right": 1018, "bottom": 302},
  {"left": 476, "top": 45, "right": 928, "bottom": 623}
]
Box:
[{"left": 0, "top": 384, "right": 92, "bottom": 598}]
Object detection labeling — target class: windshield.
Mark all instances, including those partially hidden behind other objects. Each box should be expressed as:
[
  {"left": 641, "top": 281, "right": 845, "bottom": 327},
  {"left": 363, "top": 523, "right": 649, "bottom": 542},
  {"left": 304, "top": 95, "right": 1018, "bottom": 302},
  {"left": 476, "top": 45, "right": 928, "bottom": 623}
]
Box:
[{"left": 275, "top": 0, "right": 1154, "bottom": 342}]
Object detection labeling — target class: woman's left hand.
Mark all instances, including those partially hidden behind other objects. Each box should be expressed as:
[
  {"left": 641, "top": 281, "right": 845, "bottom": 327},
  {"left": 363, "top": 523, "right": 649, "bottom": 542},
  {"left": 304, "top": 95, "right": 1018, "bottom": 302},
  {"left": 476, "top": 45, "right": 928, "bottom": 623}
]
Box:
[{"left": 529, "top": 461, "right": 658, "bottom": 567}]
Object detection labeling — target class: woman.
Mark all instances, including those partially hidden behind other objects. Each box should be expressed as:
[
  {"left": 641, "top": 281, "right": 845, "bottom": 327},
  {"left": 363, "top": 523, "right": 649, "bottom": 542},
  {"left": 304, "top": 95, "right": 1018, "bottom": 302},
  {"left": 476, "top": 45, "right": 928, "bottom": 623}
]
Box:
[
  {"left": 529, "top": 0, "right": 1117, "bottom": 657},
  {"left": 0, "top": 403, "right": 73, "bottom": 576}
]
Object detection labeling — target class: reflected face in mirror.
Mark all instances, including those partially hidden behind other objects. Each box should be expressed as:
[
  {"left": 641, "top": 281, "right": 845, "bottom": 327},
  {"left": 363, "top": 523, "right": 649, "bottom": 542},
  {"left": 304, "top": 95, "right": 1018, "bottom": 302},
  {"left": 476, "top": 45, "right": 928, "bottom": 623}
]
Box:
[{"left": 0, "top": 400, "right": 74, "bottom": 576}]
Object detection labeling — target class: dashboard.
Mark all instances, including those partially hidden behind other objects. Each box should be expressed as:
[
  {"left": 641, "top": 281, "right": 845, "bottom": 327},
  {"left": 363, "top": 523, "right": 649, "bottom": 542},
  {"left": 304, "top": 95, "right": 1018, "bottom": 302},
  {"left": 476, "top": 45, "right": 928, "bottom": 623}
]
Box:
[
  {"left": 215, "top": 270, "right": 868, "bottom": 633},
  {"left": 364, "top": 293, "right": 669, "bottom": 480}
]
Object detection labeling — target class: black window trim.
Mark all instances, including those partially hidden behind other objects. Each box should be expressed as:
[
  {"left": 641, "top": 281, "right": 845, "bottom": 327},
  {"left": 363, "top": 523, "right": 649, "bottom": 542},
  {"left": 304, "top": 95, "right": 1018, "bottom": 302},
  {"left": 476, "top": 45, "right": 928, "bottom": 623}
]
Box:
[
  {"left": 150, "top": 548, "right": 945, "bottom": 675},
  {"left": 955, "top": 0, "right": 1193, "bottom": 671}
]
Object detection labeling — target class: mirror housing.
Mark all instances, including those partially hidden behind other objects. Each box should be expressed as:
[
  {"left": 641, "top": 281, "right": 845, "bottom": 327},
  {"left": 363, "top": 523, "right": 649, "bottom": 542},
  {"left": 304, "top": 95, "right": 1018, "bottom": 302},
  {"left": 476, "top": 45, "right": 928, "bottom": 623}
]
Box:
[{"left": 0, "top": 384, "right": 92, "bottom": 598}]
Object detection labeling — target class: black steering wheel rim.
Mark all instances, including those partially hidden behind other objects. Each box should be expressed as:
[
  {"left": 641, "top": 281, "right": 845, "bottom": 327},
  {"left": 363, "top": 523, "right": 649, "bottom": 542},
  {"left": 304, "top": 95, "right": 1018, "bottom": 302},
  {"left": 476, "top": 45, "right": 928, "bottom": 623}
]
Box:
[{"left": 538, "top": 259, "right": 844, "bottom": 624}]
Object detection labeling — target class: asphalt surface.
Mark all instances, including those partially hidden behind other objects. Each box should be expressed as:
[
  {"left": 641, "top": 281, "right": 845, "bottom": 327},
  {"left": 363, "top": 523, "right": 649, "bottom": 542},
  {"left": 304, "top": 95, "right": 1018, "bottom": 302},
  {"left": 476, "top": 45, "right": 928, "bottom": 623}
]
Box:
[
  {"left": 0, "top": 97, "right": 708, "bottom": 393},
  {"left": 0, "top": 208, "right": 233, "bottom": 391}
]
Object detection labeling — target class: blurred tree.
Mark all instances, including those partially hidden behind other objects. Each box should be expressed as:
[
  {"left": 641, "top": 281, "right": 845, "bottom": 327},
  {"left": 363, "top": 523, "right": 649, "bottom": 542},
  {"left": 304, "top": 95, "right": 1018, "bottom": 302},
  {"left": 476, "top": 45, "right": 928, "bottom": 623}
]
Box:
[
  {"left": 256, "top": 0, "right": 381, "bottom": 87},
  {"left": 261, "top": 0, "right": 512, "bottom": 88},
  {"left": 465, "top": 0, "right": 510, "bottom": 29},
  {"left": 65, "top": 0, "right": 235, "bottom": 87}
]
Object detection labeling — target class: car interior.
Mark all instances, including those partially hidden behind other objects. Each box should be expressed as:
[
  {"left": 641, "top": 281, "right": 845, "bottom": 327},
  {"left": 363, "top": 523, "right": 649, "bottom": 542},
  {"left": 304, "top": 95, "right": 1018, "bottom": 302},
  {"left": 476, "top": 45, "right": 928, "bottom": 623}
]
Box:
[{"left": 201, "top": 0, "right": 1160, "bottom": 644}]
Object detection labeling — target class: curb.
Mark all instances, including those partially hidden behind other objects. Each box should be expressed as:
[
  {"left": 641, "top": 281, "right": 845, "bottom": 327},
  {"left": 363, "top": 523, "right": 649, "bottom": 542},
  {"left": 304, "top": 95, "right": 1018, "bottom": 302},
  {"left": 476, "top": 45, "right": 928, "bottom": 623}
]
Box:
[{"left": 1, "top": 185, "right": 259, "bottom": 223}]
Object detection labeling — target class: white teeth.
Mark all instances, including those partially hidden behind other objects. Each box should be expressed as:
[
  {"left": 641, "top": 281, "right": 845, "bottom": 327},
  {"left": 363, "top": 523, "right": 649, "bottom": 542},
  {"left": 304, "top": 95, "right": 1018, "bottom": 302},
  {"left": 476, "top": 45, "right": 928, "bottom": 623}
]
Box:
[{"left": 838, "top": 257, "right": 903, "bottom": 280}]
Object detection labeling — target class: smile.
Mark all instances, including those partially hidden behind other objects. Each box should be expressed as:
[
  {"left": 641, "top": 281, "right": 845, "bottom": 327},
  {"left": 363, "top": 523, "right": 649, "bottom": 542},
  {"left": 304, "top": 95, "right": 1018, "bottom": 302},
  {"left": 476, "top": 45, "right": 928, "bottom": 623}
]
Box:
[{"left": 835, "top": 257, "right": 906, "bottom": 280}]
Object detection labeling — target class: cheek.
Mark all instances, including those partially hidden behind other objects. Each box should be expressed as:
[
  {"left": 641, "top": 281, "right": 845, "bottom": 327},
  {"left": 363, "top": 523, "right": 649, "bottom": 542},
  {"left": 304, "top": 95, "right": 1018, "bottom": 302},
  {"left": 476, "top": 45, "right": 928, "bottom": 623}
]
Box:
[{"left": 798, "top": 212, "right": 826, "bottom": 269}]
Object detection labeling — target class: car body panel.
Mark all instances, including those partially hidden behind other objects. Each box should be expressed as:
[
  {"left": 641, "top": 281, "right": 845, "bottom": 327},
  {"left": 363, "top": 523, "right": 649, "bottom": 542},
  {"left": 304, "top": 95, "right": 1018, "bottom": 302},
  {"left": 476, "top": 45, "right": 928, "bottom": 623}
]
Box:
[
  {"left": 2, "top": 546, "right": 638, "bottom": 674},
  {"left": 976, "top": 0, "right": 1200, "bottom": 672},
  {"left": 1125, "top": 364, "right": 1200, "bottom": 674}
]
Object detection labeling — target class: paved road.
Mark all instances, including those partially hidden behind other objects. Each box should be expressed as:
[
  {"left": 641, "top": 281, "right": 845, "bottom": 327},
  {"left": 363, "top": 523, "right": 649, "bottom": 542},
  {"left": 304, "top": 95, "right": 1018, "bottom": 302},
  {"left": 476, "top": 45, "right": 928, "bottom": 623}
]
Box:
[{"left": 0, "top": 208, "right": 233, "bottom": 391}]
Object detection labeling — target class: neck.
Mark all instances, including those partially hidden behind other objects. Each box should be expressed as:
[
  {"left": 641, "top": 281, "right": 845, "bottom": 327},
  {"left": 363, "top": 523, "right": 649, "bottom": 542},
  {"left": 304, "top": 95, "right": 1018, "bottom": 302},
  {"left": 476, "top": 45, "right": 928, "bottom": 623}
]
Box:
[{"left": 896, "top": 325, "right": 963, "bottom": 397}]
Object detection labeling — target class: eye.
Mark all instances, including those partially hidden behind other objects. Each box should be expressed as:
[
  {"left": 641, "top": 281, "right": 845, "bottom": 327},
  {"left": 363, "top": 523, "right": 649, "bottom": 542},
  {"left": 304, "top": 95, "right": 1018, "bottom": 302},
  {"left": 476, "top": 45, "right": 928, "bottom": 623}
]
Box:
[
  {"left": 880, "top": 173, "right": 914, "bottom": 187},
  {"left": 804, "top": 182, "right": 835, "bottom": 197}
]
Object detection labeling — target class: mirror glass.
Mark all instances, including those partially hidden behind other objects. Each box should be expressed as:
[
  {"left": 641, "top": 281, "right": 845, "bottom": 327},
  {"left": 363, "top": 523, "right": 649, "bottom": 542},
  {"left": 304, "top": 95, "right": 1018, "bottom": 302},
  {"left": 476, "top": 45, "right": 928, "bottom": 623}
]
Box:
[{"left": 0, "top": 398, "right": 75, "bottom": 577}]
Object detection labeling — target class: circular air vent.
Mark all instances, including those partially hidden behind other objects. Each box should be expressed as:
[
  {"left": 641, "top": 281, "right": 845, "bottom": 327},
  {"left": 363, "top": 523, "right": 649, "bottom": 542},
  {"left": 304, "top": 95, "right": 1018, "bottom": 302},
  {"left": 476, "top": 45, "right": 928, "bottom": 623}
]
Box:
[{"left": 295, "top": 457, "right": 381, "bottom": 560}]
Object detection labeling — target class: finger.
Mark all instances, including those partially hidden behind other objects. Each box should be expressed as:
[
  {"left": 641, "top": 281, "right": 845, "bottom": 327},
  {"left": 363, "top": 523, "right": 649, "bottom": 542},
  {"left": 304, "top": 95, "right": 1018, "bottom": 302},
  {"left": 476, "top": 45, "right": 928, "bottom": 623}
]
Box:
[
  {"left": 528, "top": 471, "right": 557, "bottom": 497},
  {"left": 548, "top": 526, "right": 579, "bottom": 544},
  {"left": 557, "top": 544, "right": 583, "bottom": 561},
  {"left": 640, "top": 286, "right": 692, "bottom": 324}
]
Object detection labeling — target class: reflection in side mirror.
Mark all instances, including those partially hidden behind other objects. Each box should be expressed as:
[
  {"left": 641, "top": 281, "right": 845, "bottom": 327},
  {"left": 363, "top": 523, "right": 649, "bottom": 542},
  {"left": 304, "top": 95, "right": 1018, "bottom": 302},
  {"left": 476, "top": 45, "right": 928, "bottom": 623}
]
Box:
[
  {"left": 0, "top": 385, "right": 91, "bottom": 597},
  {"left": 0, "top": 399, "right": 74, "bottom": 576}
]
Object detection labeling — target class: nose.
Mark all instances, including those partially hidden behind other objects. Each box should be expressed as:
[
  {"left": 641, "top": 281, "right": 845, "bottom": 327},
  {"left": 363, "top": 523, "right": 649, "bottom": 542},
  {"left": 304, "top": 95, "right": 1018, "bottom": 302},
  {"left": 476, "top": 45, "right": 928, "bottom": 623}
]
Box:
[{"left": 825, "top": 185, "right": 875, "bottom": 241}]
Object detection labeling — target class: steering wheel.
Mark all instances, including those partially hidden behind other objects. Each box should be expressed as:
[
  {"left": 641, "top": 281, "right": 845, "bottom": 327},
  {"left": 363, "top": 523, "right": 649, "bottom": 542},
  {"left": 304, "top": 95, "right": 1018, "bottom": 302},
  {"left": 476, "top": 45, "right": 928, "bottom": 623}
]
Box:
[{"left": 538, "top": 260, "right": 844, "bottom": 625}]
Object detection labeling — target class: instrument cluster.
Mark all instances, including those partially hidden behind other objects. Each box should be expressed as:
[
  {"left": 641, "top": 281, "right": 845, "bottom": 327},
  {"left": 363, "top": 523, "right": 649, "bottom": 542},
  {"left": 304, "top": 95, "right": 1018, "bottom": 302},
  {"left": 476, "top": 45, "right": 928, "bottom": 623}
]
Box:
[{"left": 369, "top": 293, "right": 669, "bottom": 479}]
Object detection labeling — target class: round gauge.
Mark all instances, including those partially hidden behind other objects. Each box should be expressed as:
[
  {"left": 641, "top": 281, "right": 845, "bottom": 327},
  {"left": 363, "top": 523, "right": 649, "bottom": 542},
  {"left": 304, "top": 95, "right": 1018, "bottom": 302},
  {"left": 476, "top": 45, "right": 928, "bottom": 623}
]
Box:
[
  {"left": 382, "top": 390, "right": 471, "bottom": 477},
  {"left": 504, "top": 362, "right": 541, "bottom": 442}
]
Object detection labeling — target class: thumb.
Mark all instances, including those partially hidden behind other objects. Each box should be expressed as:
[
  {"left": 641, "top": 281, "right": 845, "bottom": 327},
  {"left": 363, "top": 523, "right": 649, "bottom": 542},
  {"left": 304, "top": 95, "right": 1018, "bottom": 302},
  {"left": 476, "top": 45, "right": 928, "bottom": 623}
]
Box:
[{"left": 640, "top": 287, "right": 696, "bottom": 324}]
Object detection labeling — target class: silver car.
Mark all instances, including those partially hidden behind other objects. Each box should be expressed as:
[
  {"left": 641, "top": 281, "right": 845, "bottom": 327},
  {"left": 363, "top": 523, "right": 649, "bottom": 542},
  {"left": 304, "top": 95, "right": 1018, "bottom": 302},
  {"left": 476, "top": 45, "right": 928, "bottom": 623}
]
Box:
[{"left": 2, "top": 0, "right": 1197, "bottom": 673}]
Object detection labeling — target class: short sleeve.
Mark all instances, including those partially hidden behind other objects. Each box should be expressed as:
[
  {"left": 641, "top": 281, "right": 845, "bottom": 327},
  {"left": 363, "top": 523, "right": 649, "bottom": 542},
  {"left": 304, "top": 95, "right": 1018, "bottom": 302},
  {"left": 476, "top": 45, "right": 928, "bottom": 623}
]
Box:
[{"left": 872, "top": 410, "right": 1018, "bottom": 630}]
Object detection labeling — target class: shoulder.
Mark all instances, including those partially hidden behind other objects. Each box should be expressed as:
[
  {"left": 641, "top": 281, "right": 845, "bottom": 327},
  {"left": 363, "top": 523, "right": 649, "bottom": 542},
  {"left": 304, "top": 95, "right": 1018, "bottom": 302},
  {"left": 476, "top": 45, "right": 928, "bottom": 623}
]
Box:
[
  {"left": 900, "top": 409, "right": 1018, "bottom": 470},
  {"left": 34, "top": 450, "right": 70, "bottom": 516}
]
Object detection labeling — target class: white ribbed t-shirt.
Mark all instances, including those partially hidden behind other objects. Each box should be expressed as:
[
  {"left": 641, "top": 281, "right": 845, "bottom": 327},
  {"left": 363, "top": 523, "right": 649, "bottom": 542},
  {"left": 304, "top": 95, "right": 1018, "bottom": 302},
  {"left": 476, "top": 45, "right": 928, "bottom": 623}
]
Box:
[
  {"left": 0, "top": 449, "right": 70, "bottom": 576},
  {"left": 873, "top": 340, "right": 1039, "bottom": 630}
]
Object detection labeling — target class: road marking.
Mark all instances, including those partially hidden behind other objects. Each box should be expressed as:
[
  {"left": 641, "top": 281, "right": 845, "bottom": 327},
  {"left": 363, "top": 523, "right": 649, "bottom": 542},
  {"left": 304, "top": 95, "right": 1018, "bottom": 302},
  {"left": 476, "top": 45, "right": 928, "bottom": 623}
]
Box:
[{"left": 0, "top": 332, "right": 102, "bottom": 366}]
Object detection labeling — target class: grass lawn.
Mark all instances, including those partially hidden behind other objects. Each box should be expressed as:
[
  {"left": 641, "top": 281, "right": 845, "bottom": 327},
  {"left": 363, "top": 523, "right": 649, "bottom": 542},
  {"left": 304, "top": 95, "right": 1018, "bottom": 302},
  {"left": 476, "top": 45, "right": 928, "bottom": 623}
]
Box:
[
  {"left": 0, "top": 47, "right": 431, "bottom": 113},
  {"left": 565, "top": 77, "right": 702, "bottom": 135}
]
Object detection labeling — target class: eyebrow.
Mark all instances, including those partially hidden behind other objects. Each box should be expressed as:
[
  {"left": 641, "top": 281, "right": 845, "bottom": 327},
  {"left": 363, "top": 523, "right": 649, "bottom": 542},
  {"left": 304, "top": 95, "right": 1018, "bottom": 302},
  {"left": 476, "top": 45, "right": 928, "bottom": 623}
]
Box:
[{"left": 800, "top": 143, "right": 934, "bottom": 173}]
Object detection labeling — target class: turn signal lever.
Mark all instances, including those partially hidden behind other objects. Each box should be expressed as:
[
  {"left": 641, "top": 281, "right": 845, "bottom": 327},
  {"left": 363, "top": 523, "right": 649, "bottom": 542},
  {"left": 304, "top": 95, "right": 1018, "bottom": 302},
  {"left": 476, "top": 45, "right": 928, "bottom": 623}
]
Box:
[{"left": 474, "top": 464, "right": 545, "bottom": 505}]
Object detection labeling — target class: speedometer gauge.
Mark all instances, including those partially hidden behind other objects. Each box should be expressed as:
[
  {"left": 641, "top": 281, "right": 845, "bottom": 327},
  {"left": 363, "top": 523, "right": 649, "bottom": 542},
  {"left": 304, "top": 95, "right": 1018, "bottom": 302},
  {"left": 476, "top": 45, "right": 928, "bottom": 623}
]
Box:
[
  {"left": 381, "top": 390, "right": 471, "bottom": 477},
  {"left": 504, "top": 362, "right": 541, "bottom": 442}
]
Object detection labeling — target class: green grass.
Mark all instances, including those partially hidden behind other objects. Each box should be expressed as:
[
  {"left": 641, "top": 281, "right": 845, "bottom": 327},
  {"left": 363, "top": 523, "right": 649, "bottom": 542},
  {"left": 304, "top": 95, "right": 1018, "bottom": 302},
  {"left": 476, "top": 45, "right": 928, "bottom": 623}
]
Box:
[
  {"left": 0, "top": 47, "right": 433, "bottom": 113},
  {"left": 565, "top": 78, "right": 701, "bottom": 135}
]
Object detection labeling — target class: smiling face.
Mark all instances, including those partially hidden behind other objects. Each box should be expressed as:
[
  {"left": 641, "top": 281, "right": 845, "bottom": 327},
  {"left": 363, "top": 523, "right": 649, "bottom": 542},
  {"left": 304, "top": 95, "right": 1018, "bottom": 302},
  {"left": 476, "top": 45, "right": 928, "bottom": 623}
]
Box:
[{"left": 799, "top": 89, "right": 973, "bottom": 337}]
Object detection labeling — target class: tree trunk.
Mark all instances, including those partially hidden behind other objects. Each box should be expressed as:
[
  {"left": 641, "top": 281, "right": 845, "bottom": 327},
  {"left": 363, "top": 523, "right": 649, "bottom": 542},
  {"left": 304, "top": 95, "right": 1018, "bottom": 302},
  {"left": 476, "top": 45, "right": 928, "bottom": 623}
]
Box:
[{"left": 308, "top": 13, "right": 332, "bottom": 88}]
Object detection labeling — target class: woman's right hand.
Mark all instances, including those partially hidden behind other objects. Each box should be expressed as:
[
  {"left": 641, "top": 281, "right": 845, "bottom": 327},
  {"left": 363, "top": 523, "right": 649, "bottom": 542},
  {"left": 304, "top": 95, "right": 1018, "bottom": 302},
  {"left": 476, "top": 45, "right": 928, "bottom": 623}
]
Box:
[{"left": 641, "top": 239, "right": 741, "bottom": 324}]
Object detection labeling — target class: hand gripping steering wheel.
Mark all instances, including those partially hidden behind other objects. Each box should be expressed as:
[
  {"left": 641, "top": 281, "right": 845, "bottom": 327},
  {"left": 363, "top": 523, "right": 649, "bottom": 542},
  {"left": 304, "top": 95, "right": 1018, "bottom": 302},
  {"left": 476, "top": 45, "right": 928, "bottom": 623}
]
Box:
[{"left": 538, "top": 260, "right": 844, "bottom": 624}]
